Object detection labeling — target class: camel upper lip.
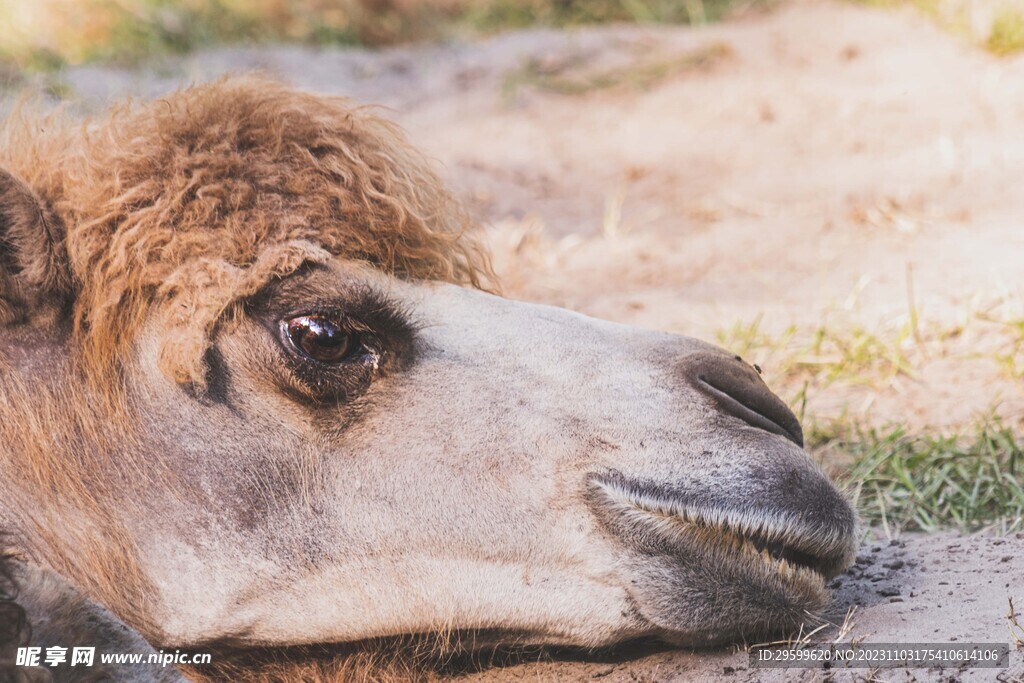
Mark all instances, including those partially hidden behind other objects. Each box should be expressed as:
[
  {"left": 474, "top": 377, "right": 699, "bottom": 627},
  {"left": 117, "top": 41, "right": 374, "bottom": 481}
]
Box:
[{"left": 587, "top": 474, "right": 857, "bottom": 581}]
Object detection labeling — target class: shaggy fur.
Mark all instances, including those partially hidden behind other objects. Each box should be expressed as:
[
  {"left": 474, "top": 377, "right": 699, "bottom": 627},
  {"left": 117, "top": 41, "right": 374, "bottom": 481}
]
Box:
[
  {"left": 0, "top": 372, "right": 156, "bottom": 641},
  {"left": 0, "top": 170, "right": 72, "bottom": 326},
  {"left": 0, "top": 76, "right": 492, "bottom": 390}
]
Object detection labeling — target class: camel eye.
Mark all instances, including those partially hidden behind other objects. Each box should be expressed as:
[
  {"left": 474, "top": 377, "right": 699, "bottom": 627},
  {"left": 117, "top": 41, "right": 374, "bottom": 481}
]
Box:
[{"left": 284, "top": 315, "right": 355, "bottom": 364}]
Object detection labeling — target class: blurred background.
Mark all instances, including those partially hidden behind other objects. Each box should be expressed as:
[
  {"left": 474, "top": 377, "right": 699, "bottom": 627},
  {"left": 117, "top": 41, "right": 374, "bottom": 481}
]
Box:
[
  {"left": 0, "top": 0, "right": 748, "bottom": 66},
  {"left": 2, "top": 0, "right": 1023, "bottom": 536}
]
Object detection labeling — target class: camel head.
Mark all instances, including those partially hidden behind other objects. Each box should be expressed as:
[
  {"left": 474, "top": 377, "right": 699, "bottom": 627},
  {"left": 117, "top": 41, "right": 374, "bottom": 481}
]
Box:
[{"left": 0, "top": 77, "right": 857, "bottom": 657}]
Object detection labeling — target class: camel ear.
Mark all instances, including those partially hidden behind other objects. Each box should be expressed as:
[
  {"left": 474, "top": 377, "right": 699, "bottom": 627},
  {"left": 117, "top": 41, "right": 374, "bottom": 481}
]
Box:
[{"left": 0, "top": 167, "right": 72, "bottom": 325}]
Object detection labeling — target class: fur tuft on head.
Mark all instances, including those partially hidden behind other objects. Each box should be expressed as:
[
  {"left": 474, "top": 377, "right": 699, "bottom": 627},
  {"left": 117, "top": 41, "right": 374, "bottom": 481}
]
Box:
[{"left": 0, "top": 75, "right": 495, "bottom": 388}]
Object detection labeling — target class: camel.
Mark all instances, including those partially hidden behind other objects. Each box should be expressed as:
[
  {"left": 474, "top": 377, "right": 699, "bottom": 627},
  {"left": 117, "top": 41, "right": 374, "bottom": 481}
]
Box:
[{"left": 0, "top": 77, "right": 858, "bottom": 681}]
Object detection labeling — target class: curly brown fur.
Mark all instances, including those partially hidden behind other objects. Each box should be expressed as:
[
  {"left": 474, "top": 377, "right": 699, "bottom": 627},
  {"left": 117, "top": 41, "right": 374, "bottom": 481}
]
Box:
[
  {"left": 0, "top": 75, "right": 493, "bottom": 391},
  {"left": 0, "top": 169, "right": 72, "bottom": 326}
]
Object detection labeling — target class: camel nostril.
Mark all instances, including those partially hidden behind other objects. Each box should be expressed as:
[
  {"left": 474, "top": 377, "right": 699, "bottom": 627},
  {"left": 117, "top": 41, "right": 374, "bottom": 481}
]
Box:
[{"left": 678, "top": 352, "right": 804, "bottom": 447}]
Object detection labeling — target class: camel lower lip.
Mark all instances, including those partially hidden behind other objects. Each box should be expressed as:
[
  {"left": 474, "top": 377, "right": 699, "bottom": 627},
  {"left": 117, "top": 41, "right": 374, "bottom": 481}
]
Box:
[{"left": 621, "top": 496, "right": 829, "bottom": 584}]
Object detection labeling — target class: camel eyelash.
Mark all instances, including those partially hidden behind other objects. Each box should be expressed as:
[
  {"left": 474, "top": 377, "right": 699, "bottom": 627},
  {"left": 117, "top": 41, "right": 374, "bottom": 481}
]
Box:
[
  {"left": 243, "top": 285, "right": 420, "bottom": 407},
  {"left": 278, "top": 295, "right": 419, "bottom": 359}
]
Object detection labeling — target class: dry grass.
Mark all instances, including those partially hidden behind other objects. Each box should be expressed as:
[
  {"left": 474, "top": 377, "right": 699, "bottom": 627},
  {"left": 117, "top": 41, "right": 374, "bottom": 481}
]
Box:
[
  {"left": 0, "top": 0, "right": 414, "bottom": 68},
  {"left": 988, "top": 6, "right": 1024, "bottom": 54},
  {"left": 713, "top": 290, "right": 1024, "bottom": 413},
  {"left": 0, "top": 0, "right": 753, "bottom": 71},
  {"left": 1008, "top": 598, "right": 1024, "bottom": 649},
  {"left": 714, "top": 315, "right": 925, "bottom": 419},
  {"left": 502, "top": 41, "right": 734, "bottom": 99},
  {"left": 851, "top": 0, "right": 1024, "bottom": 56}
]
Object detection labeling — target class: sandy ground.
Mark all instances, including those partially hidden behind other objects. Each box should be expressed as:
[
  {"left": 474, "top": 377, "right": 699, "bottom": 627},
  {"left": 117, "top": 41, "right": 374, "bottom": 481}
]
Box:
[
  {"left": 457, "top": 532, "right": 1024, "bottom": 682},
  {"left": 5, "top": 1, "right": 1024, "bottom": 679}
]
